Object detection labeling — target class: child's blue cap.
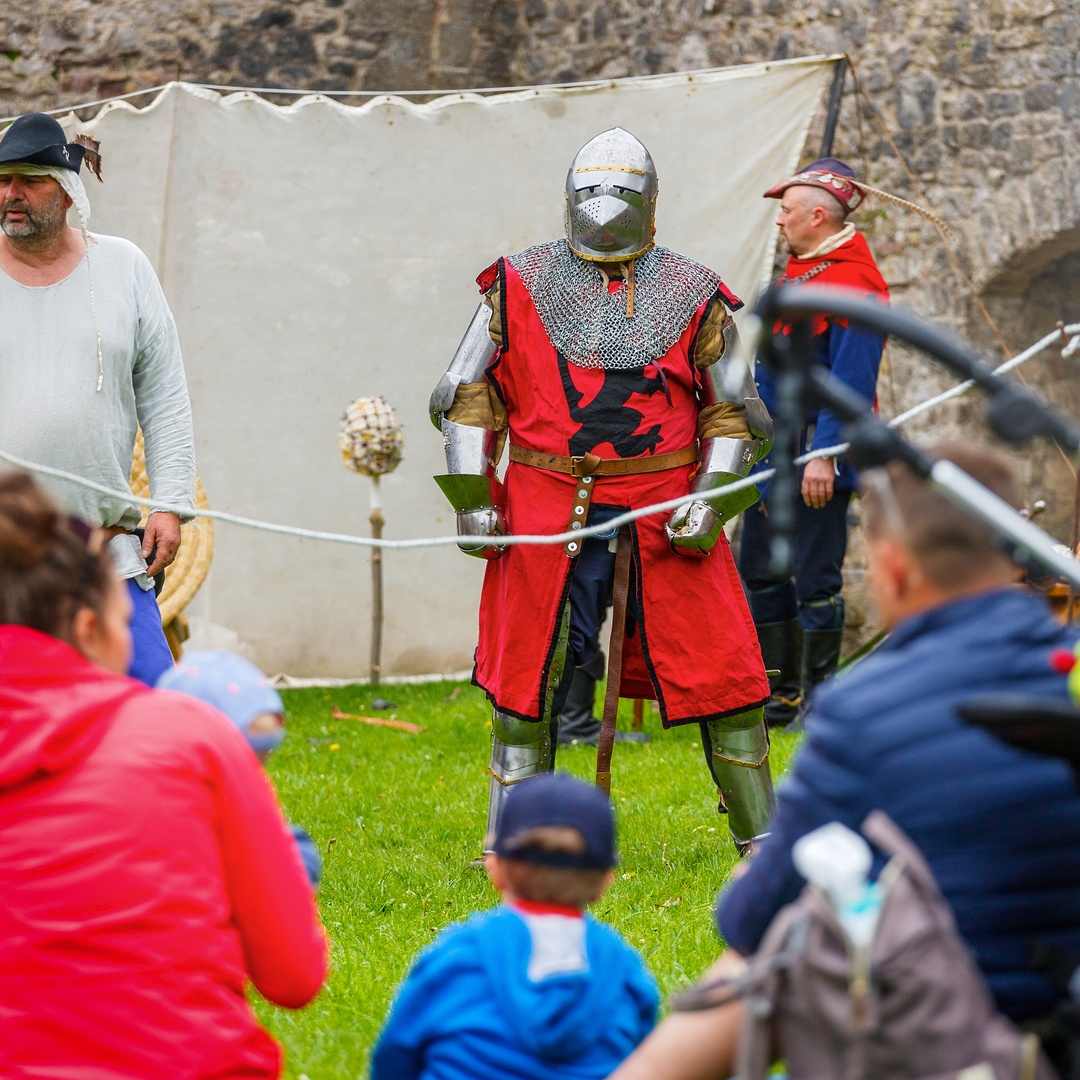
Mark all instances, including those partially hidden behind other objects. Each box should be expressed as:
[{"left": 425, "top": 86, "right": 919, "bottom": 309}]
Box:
[
  {"left": 493, "top": 773, "right": 617, "bottom": 870},
  {"left": 156, "top": 651, "right": 285, "bottom": 754}
]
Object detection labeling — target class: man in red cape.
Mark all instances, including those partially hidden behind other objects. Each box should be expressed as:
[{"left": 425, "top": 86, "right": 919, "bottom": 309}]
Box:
[
  {"left": 737, "top": 158, "right": 890, "bottom": 727},
  {"left": 430, "top": 129, "right": 775, "bottom": 853}
]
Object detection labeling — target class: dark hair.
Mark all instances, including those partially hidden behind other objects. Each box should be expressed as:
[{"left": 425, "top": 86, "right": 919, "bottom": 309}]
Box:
[
  {"left": 500, "top": 825, "right": 609, "bottom": 908},
  {"left": 0, "top": 471, "right": 115, "bottom": 638},
  {"left": 860, "top": 440, "right": 1023, "bottom": 589}
]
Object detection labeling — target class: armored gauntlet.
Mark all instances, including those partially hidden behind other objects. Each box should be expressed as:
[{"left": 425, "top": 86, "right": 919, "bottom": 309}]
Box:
[{"left": 667, "top": 316, "right": 773, "bottom": 556}]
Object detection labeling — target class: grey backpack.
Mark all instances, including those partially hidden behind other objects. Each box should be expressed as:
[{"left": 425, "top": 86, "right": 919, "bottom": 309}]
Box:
[{"left": 675, "top": 812, "right": 1056, "bottom": 1080}]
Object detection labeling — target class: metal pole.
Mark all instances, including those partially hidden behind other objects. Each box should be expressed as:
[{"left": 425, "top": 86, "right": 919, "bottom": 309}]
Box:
[
  {"left": 1068, "top": 474, "right": 1080, "bottom": 622},
  {"left": 369, "top": 475, "right": 384, "bottom": 685},
  {"left": 929, "top": 461, "right": 1080, "bottom": 590},
  {"left": 820, "top": 56, "right": 850, "bottom": 158}
]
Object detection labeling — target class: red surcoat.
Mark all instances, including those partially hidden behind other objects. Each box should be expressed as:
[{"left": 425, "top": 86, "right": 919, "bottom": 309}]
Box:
[{"left": 473, "top": 253, "right": 769, "bottom": 727}]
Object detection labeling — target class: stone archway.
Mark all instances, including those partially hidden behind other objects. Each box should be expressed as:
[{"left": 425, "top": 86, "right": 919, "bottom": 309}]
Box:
[{"left": 968, "top": 226, "right": 1080, "bottom": 545}]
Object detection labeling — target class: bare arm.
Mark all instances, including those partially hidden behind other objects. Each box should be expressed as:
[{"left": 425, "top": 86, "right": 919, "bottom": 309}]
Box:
[
  {"left": 609, "top": 952, "right": 746, "bottom": 1080},
  {"left": 131, "top": 250, "right": 195, "bottom": 568}
]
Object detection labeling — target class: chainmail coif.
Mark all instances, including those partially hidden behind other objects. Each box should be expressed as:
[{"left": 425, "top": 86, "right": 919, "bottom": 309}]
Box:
[{"left": 506, "top": 238, "right": 721, "bottom": 370}]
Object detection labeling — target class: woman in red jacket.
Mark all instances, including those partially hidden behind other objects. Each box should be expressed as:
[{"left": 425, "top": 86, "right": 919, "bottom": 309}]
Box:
[{"left": 0, "top": 471, "right": 328, "bottom": 1078}]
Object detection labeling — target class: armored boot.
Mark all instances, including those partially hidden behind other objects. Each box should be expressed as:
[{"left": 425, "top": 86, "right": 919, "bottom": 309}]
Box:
[
  {"left": 756, "top": 618, "right": 803, "bottom": 729},
  {"left": 700, "top": 706, "right": 775, "bottom": 854}
]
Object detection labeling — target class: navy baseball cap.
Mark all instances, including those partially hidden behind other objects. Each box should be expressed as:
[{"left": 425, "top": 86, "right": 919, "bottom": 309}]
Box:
[{"left": 493, "top": 773, "right": 617, "bottom": 870}]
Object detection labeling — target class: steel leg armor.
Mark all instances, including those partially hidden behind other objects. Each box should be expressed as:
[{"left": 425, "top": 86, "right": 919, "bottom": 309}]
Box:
[
  {"left": 700, "top": 706, "right": 775, "bottom": 853},
  {"left": 482, "top": 602, "right": 571, "bottom": 848},
  {"left": 484, "top": 710, "right": 555, "bottom": 849}
]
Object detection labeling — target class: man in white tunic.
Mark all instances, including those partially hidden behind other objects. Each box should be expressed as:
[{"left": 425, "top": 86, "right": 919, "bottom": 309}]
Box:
[{"left": 0, "top": 112, "right": 195, "bottom": 684}]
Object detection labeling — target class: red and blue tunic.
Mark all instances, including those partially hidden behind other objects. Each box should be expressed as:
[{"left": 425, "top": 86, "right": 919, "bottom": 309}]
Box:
[
  {"left": 472, "top": 245, "right": 768, "bottom": 727},
  {"left": 755, "top": 230, "right": 890, "bottom": 492}
]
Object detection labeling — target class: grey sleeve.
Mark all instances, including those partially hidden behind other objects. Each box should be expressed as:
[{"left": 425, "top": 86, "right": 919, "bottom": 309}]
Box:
[{"left": 131, "top": 254, "right": 197, "bottom": 519}]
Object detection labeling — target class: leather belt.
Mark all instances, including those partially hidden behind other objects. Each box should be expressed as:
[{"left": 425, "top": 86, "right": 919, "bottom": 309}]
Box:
[
  {"left": 508, "top": 444, "right": 698, "bottom": 477},
  {"left": 508, "top": 444, "right": 698, "bottom": 559}
]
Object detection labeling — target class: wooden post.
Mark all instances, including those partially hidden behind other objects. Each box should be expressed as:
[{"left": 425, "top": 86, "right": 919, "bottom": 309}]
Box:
[
  {"left": 631, "top": 699, "right": 644, "bottom": 732},
  {"left": 370, "top": 475, "right": 384, "bottom": 685}
]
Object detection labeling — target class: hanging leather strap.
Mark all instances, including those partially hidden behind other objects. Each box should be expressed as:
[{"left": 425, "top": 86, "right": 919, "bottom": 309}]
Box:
[
  {"left": 596, "top": 526, "right": 633, "bottom": 794},
  {"left": 564, "top": 474, "right": 596, "bottom": 558}
]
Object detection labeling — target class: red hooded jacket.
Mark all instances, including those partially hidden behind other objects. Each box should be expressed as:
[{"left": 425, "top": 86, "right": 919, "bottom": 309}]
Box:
[{"left": 0, "top": 627, "right": 328, "bottom": 1078}]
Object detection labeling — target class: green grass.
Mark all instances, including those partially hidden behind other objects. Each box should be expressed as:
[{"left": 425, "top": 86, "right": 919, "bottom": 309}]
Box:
[{"left": 257, "top": 681, "right": 802, "bottom": 1079}]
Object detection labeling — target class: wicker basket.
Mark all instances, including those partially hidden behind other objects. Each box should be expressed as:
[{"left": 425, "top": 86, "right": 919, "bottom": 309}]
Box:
[{"left": 128, "top": 431, "right": 214, "bottom": 641}]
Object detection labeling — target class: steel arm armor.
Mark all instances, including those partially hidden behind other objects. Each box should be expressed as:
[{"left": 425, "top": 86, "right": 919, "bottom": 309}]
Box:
[
  {"left": 429, "top": 302, "right": 499, "bottom": 428},
  {"left": 431, "top": 302, "right": 506, "bottom": 560},
  {"left": 667, "top": 319, "right": 774, "bottom": 556}
]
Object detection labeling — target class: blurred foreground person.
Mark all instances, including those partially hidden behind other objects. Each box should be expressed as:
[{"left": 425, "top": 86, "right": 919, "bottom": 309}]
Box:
[
  {"left": 0, "top": 112, "right": 195, "bottom": 685},
  {"left": 157, "top": 649, "right": 322, "bottom": 886},
  {"left": 611, "top": 441, "right": 1080, "bottom": 1080},
  {"left": 0, "top": 470, "right": 327, "bottom": 1078}
]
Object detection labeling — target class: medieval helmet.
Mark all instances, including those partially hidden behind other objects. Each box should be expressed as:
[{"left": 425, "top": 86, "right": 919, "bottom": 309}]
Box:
[{"left": 565, "top": 128, "right": 658, "bottom": 262}]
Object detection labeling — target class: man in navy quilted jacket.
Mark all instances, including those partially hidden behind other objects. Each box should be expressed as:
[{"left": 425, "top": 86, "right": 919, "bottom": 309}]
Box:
[{"left": 611, "top": 439, "right": 1080, "bottom": 1080}]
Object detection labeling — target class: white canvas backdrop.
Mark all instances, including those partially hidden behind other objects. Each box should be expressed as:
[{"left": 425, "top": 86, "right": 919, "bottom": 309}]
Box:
[{"left": 62, "top": 58, "right": 837, "bottom": 677}]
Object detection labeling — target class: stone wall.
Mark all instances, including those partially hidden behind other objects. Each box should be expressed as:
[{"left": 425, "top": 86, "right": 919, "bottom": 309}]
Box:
[
  {"left": 6, "top": 0, "right": 1077, "bottom": 398},
  {"left": 4, "top": 0, "right": 1080, "bottom": 641},
  {"left": 0, "top": 0, "right": 526, "bottom": 106}
]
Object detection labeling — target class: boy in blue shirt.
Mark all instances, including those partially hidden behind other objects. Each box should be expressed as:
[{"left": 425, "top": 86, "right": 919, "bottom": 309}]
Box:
[{"left": 372, "top": 773, "right": 658, "bottom": 1080}]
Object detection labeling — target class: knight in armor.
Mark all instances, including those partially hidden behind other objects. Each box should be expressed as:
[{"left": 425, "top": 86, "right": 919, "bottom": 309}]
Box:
[{"left": 430, "top": 128, "right": 775, "bottom": 852}]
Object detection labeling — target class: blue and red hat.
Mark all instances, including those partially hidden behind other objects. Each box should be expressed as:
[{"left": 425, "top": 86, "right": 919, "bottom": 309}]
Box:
[
  {"left": 156, "top": 650, "right": 286, "bottom": 755},
  {"left": 763, "top": 157, "right": 863, "bottom": 215}
]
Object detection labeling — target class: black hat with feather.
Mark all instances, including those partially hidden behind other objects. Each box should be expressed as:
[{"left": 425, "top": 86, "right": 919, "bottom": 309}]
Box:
[{"left": 0, "top": 112, "right": 101, "bottom": 179}]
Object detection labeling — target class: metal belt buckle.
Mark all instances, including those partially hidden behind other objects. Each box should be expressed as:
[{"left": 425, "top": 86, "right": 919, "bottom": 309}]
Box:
[{"left": 570, "top": 455, "right": 586, "bottom": 477}]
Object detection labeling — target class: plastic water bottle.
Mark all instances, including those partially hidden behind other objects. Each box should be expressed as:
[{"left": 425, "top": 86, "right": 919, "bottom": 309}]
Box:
[{"left": 792, "top": 822, "right": 883, "bottom": 948}]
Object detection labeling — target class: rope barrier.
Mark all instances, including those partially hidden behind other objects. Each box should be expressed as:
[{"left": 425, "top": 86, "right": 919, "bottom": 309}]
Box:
[
  {"left": 799, "top": 322, "right": 1080, "bottom": 463},
  {"left": 2, "top": 321, "right": 1075, "bottom": 551}
]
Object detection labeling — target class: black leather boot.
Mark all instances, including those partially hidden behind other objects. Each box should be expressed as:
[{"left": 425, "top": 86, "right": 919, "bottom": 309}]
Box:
[
  {"left": 556, "top": 669, "right": 601, "bottom": 744},
  {"left": 756, "top": 619, "right": 803, "bottom": 729},
  {"left": 800, "top": 627, "right": 845, "bottom": 712}
]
